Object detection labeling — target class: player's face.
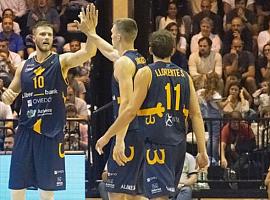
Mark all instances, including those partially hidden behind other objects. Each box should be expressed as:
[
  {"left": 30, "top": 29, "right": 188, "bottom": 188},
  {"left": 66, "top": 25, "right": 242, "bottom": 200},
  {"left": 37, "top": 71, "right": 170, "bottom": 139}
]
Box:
[
  {"left": 33, "top": 26, "right": 53, "bottom": 52},
  {"left": 111, "top": 25, "right": 120, "bottom": 49}
]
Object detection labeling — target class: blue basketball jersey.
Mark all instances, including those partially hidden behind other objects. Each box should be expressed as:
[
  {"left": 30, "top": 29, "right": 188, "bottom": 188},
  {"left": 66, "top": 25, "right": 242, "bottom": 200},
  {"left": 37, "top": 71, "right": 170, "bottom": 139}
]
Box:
[
  {"left": 19, "top": 54, "right": 67, "bottom": 137},
  {"left": 111, "top": 50, "right": 146, "bottom": 131},
  {"left": 139, "top": 61, "right": 190, "bottom": 145}
]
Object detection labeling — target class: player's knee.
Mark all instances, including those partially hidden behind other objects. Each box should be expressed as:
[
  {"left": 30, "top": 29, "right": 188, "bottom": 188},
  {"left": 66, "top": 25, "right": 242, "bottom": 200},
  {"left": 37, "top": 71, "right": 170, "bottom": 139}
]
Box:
[
  {"left": 11, "top": 189, "right": 26, "bottom": 200},
  {"left": 39, "top": 189, "right": 54, "bottom": 200}
]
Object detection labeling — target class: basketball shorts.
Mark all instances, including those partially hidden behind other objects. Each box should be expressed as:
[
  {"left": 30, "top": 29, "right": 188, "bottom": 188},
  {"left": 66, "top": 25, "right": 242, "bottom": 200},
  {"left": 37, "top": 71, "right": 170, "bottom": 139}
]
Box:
[
  {"left": 106, "top": 130, "right": 144, "bottom": 195},
  {"left": 9, "top": 126, "right": 66, "bottom": 191}
]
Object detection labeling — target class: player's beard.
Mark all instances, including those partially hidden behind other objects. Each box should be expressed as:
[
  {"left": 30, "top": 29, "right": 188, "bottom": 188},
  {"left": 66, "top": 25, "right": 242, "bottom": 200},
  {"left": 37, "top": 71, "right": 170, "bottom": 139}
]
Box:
[{"left": 36, "top": 41, "right": 52, "bottom": 52}]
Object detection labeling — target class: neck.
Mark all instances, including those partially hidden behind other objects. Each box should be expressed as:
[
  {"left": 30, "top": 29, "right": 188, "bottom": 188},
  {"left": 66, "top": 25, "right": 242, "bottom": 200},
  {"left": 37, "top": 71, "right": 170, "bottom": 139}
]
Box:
[
  {"left": 118, "top": 42, "right": 135, "bottom": 55},
  {"left": 153, "top": 55, "right": 171, "bottom": 63},
  {"left": 35, "top": 50, "right": 52, "bottom": 63}
]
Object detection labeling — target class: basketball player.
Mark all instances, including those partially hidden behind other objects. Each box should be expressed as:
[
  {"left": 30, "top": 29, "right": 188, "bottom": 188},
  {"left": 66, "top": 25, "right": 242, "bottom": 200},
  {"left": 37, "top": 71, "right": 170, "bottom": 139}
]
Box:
[
  {"left": 1, "top": 4, "right": 97, "bottom": 200},
  {"left": 96, "top": 30, "right": 209, "bottom": 200},
  {"left": 84, "top": 6, "right": 147, "bottom": 200}
]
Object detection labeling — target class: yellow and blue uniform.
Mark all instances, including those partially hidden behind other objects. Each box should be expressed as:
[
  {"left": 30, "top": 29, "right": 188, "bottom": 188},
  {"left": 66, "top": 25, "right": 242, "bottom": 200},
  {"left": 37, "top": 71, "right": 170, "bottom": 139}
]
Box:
[
  {"left": 138, "top": 61, "right": 190, "bottom": 198},
  {"left": 9, "top": 54, "right": 67, "bottom": 190},
  {"left": 106, "top": 50, "right": 146, "bottom": 194}
]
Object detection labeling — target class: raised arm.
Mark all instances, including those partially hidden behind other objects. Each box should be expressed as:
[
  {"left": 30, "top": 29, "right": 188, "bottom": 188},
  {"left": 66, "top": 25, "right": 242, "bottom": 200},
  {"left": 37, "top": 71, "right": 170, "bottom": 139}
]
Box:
[
  {"left": 60, "top": 4, "right": 97, "bottom": 76},
  {"left": 1, "top": 62, "right": 25, "bottom": 105}
]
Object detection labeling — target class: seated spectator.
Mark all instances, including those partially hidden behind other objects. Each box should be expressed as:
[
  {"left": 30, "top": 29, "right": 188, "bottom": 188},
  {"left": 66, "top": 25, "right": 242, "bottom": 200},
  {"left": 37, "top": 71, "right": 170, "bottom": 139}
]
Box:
[
  {"left": 64, "top": 103, "right": 88, "bottom": 150},
  {"left": 192, "top": 0, "right": 223, "bottom": 36},
  {"left": 3, "top": 134, "right": 14, "bottom": 151},
  {"left": 223, "top": 0, "right": 255, "bottom": 14},
  {"left": 225, "top": 0, "right": 257, "bottom": 35},
  {"left": 256, "top": 0, "right": 270, "bottom": 32},
  {"left": 190, "top": 17, "right": 222, "bottom": 53},
  {"left": 174, "top": 152, "right": 198, "bottom": 200},
  {"left": 197, "top": 73, "right": 223, "bottom": 161},
  {"left": 189, "top": 37, "right": 223, "bottom": 93},
  {"left": 66, "top": 86, "right": 89, "bottom": 120},
  {"left": 253, "top": 81, "right": 270, "bottom": 112},
  {"left": 0, "top": 0, "right": 28, "bottom": 19},
  {"left": 0, "top": 9, "right": 21, "bottom": 34},
  {"left": 0, "top": 38, "right": 21, "bottom": 69},
  {"left": 220, "top": 111, "right": 256, "bottom": 170},
  {"left": 220, "top": 81, "right": 250, "bottom": 118},
  {"left": 63, "top": 38, "right": 91, "bottom": 89},
  {"left": 258, "top": 19, "right": 270, "bottom": 56},
  {"left": 158, "top": 1, "right": 187, "bottom": 38},
  {"left": 0, "top": 16, "right": 25, "bottom": 58},
  {"left": 0, "top": 98, "right": 14, "bottom": 150},
  {"left": 58, "top": 0, "right": 88, "bottom": 42},
  {"left": 223, "top": 38, "right": 256, "bottom": 94},
  {"left": 256, "top": 43, "right": 270, "bottom": 82},
  {"left": 26, "top": 0, "right": 65, "bottom": 53},
  {"left": 222, "top": 17, "right": 253, "bottom": 55},
  {"left": 189, "top": 0, "right": 218, "bottom": 16},
  {"left": 165, "top": 22, "right": 187, "bottom": 54}
]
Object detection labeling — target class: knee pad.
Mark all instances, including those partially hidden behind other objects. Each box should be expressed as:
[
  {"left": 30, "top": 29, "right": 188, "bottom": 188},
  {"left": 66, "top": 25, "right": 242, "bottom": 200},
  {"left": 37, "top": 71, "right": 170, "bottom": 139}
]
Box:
[
  {"left": 11, "top": 189, "right": 26, "bottom": 200},
  {"left": 39, "top": 189, "right": 54, "bottom": 200}
]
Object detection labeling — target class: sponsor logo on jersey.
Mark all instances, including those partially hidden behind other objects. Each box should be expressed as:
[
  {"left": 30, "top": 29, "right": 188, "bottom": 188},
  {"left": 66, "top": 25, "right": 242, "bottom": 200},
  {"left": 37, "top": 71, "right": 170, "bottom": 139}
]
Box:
[
  {"left": 27, "top": 109, "right": 36, "bottom": 118},
  {"left": 120, "top": 184, "right": 136, "bottom": 191}
]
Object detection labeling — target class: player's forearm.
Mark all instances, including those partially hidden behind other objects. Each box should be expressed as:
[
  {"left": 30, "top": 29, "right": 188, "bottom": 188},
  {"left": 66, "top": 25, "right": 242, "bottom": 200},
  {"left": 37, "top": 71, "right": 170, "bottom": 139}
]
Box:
[
  {"left": 191, "top": 113, "right": 206, "bottom": 153},
  {"left": 105, "top": 106, "right": 136, "bottom": 139},
  {"left": 88, "top": 33, "right": 119, "bottom": 62}
]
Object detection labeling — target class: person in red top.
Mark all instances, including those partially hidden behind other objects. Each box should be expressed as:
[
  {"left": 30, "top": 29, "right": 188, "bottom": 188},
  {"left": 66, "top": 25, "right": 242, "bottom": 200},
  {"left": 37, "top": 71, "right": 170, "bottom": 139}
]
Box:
[{"left": 220, "top": 111, "right": 256, "bottom": 169}]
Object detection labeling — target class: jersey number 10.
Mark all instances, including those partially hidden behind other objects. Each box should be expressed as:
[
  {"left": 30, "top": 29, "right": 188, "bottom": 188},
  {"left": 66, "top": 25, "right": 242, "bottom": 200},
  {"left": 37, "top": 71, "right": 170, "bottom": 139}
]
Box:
[{"left": 33, "top": 76, "right": 45, "bottom": 89}]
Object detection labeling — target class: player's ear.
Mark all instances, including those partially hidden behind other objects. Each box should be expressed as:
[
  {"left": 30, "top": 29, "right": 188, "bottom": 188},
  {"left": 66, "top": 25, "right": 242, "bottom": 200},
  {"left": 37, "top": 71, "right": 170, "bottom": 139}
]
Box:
[{"left": 117, "top": 33, "right": 121, "bottom": 41}]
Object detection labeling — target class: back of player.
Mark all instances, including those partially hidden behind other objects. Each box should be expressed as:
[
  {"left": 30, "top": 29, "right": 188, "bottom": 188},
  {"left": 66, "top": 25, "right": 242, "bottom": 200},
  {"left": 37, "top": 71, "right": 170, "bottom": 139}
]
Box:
[
  {"left": 107, "top": 50, "right": 146, "bottom": 195},
  {"left": 139, "top": 31, "right": 191, "bottom": 198},
  {"left": 9, "top": 54, "right": 67, "bottom": 191}
]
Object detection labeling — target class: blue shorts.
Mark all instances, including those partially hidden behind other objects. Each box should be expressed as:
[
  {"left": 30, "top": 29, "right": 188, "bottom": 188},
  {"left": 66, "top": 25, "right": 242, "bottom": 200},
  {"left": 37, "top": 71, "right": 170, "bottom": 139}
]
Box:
[
  {"left": 143, "top": 140, "right": 186, "bottom": 199},
  {"left": 9, "top": 126, "right": 66, "bottom": 190},
  {"left": 106, "top": 130, "right": 144, "bottom": 195}
]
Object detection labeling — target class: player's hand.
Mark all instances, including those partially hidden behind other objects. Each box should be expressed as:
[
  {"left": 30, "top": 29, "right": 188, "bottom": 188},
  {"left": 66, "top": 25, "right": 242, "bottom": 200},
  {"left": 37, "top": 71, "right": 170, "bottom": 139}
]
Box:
[
  {"left": 196, "top": 152, "right": 208, "bottom": 169},
  {"left": 75, "top": 3, "right": 98, "bottom": 35},
  {"left": 220, "top": 158, "right": 228, "bottom": 168},
  {"left": 112, "top": 138, "right": 128, "bottom": 166},
  {"left": 1, "top": 88, "right": 19, "bottom": 105},
  {"left": 95, "top": 135, "right": 110, "bottom": 155}
]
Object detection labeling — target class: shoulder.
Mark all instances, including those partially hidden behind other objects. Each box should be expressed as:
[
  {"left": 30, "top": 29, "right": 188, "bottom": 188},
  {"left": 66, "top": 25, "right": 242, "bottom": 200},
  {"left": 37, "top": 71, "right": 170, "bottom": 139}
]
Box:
[{"left": 114, "top": 56, "right": 136, "bottom": 73}]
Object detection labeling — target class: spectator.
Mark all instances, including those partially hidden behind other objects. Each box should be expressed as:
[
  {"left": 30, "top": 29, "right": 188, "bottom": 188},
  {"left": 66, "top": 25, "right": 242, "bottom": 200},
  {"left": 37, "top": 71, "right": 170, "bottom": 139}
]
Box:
[
  {"left": 0, "top": 16, "right": 25, "bottom": 58},
  {"left": 220, "top": 111, "right": 256, "bottom": 170},
  {"left": 257, "top": 17, "right": 270, "bottom": 56},
  {"left": 0, "top": 9, "right": 21, "bottom": 34},
  {"left": 66, "top": 86, "right": 88, "bottom": 120},
  {"left": 257, "top": 43, "right": 270, "bottom": 82},
  {"left": 220, "top": 81, "right": 250, "bottom": 118},
  {"left": 165, "top": 22, "right": 188, "bottom": 72},
  {"left": 192, "top": 0, "right": 223, "bottom": 36},
  {"left": 223, "top": 38, "right": 256, "bottom": 94},
  {"left": 223, "top": 0, "right": 255, "bottom": 15},
  {"left": 189, "top": 37, "right": 223, "bottom": 93},
  {"left": 225, "top": 0, "right": 257, "bottom": 35},
  {"left": 190, "top": 17, "right": 222, "bottom": 53},
  {"left": 26, "top": 0, "right": 65, "bottom": 53},
  {"left": 175, "top": 153, "right": 198, "bottom": 200},
  {"left": 3, "top": 134, "right": 14, "bottom": 151},
  {"left": 64, "top": 103, "right": 88, "bottom": 150},
  {"left": 253, "top": 81, "right": 270, "bottom": 112},
  {"left": 256, "top": 0, "right": 270, "bottom": 32},
  {"left": 197, "top": 72, "right": 223, "bottom": 161},
  {"left": 222, "top": 17, "right": 253, "bottom": 55},
  {"left": 189, "top": 0, "right": 218, "bottom": 16},
  {"left": 0, "top": 39, "right": 22, "bottom": 71},
  {"left": 165, "top": 22, "right": 187, "bottom": 54},
  {"left": 0, "top": 0, "right": 28, "bottom": 19}
]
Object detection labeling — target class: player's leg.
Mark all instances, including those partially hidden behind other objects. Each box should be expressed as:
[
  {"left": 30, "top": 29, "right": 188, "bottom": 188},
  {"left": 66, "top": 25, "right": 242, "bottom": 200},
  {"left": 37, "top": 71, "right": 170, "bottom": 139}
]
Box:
[
  {"left": 39, "top": 189, "right": 54, "bottom": 200},
  {"left": 11, "top": 189, "right": 26, "bottom": 200}
]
